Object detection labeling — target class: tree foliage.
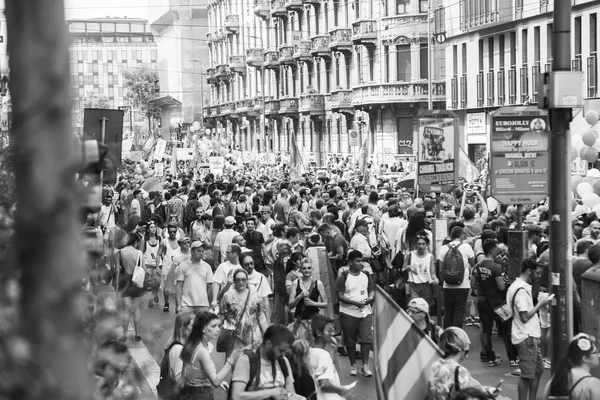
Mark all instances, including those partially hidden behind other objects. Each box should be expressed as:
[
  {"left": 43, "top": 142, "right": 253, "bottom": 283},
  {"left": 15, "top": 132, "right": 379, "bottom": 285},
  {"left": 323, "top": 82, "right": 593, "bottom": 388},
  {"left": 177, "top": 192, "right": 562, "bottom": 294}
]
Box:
[
  {"left": 82, "top": 91, "right": 110, "bottom": 109},
  {"left": 123, "top": 68, "right": 160, "bottom": 123}
]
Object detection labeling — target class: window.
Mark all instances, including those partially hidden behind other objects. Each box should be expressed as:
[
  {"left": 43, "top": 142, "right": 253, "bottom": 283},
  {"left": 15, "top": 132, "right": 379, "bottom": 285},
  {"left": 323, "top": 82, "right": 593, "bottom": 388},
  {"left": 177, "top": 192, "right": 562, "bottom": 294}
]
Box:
[
  {"left": 77, "top": 51, "right": 83, "bottom": 61},
  {"left": 396, "top": 0, "right": 409, "bottom": 14},
  {"left": 92, "top": 63, "right": 99, "bottom": 73},
  {"left": 108, "top": 75, "right": 114, "bottom": 85},
  {"left": 122, "top": 50, "right": 127, "bottom": 61},
  {"left": 137, "top": 51, "right": 142, "bottom": 61},
  {"left": 592, "top": 14, "right": 597, "bottom": 53},
  {"left": 70, "top": 22, "right": 85, "bottom": 33},
  {"left": 116, "top": 23, "right": 130, "bottom": 33},
  {"left": 107, "top": 51, "right": 113, "bottom": 61},
  {"left": 499, "top": 34, "right": 505, "bottom": 69},
  {"left": 102, "top": 23, "right": 115, "bottom": 33},
  {"left": 459, "top": 0, "right": 498, "bottom": 31},
  {"left": 107, "top": 63, "right": 113, "bottom": 74},
  {"left": 453, "top": 44, "right": 458, "bottom": 76},
  {"left": 419, "top": 0, "right": 428, "bottom": 13},
  {"left": 547, "top": 24, "right": 553, "bottom": 63},
  {"left": 131, "top": 23, "right": 144, "bottom": 33},
  {"left": 78, "top": 63, "right": 84, "bottom": 73},
  {"left": 462, "top": 43, "right": 467, "bottom": 74},
  {"left": 488, "top": 37, "right": 494, "bottom": 70},
  {"left": 534, "top": 26, "right": 540, "bottom": 63},
  {"left": 87, "top": 22, "right": 100, "bottom": 33},
  {"left": 368, "top": 48, "right": 375, "bottom": 81},
  {"left": 420, "top": 44, "right": 428, "bottom": 79},
  {"left": 93, "top": 75, "right": 99, "bottom": 85},
  {"left": 108, "top": 87, "right": 114, "bottom": 98},
  {"left": 384, "top": 46, "right": 389, "bottom": 82},
  {"left": 510, "top": 31, "right": 516, "bottom": 66},
  {"left": 479, "top": 39, "right": 484, "bottom": 71},
  {"left": 522, "top": 29, "right": 528, "bottom": 64},
  {"left": 84, "top": 75, "right": 92, "bottom": 85},
  {"left": 357, "top": 51, "right": 363, "bottom": 83},
  {"left": 575, "top": 17, "right": 582, "bottom": 57},
  {"left": 396, "top": 45, "right": 411, "bottom": 81}
]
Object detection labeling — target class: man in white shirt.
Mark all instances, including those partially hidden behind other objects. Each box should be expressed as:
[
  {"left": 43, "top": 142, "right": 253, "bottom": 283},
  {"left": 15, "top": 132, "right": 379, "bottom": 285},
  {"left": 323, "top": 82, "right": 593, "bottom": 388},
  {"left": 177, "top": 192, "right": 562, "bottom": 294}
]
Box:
[
  {"left": 214, "top": 216, "right": 238, "bottom": 264},
  {"left": 175, "top": 241, "right": 214, "bottom": 314},
  {"left": 506, "top": 259, "right": 553, "bottom": 400},
  {"left": 211, "top": 244, "right": 242, "bottom": 309},
  {"left": 130, "top": 189, "right": 143, "bottom": 218},
  {"left": 98, "top": 194, "right": 117, "bottom": 230},
  {"left": 437, "top": 226, "right": 474, "bottom": 328},
  {"left": 242, "top": 252, "right": 272, "bottom": 321}
]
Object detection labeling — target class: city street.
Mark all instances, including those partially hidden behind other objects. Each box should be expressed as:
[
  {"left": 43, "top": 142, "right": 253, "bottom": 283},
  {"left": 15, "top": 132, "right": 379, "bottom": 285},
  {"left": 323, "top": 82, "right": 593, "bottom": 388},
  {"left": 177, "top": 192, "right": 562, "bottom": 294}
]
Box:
[{"left": 126, "top": 289, "right": 550, "bottom": 400}]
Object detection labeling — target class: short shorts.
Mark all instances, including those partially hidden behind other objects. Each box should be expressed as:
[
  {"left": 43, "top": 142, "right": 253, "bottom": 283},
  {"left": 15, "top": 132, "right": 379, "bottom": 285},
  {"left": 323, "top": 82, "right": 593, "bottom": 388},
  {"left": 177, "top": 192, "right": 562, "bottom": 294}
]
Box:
[
  {"left": 517, "top": 337, "right": 544, "bottom": 379},
  {"left": 339, "top": 312, "right": 373, "bottom": 346}
]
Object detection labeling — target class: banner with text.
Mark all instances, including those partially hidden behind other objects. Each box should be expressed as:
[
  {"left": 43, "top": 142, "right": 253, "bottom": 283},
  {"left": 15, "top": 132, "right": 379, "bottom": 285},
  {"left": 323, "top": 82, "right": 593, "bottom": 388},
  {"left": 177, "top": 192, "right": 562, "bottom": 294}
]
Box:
[{"left": 490, "top": 107, "right": 549, "bottom": 204}]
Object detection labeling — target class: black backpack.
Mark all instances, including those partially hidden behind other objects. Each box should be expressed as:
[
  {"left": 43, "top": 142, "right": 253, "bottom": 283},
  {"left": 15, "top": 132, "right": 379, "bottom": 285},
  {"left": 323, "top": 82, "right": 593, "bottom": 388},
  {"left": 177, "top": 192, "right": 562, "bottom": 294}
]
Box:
[
  {"left": 183, "top": 201, "right": 197, "bottom": 228},
  {"left": 227, "top": 348, "right": 289, "bottom": 400},
  {"left": 141, "top": 202, "right": 154, "bottom": 222},
  {"left": 156, "top": 341, "right": 183, "bottom": 400},
  {"left": 442, "top": 243, "right": 466, "bottom": 285}
]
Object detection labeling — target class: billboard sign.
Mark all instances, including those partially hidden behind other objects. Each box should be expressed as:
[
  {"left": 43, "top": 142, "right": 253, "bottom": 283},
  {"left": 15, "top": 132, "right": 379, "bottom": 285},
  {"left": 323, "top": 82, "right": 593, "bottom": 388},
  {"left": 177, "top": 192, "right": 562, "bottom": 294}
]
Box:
[
  {"left": 417, "top": 111, "right": 459, "bottom": 193},
  {"left": 490, "top": 106, "right": 549, "bottom": 204}
]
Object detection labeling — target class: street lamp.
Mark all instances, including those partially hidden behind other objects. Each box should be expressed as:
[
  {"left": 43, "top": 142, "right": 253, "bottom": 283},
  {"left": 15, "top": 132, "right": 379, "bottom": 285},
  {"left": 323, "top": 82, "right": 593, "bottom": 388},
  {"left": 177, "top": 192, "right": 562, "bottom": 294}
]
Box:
[
  {"left": 190, "top": 59, "right": 206, "bottom": 130},
  {"left": 247, "top": 35, "right": 266, "bottom": 152}
]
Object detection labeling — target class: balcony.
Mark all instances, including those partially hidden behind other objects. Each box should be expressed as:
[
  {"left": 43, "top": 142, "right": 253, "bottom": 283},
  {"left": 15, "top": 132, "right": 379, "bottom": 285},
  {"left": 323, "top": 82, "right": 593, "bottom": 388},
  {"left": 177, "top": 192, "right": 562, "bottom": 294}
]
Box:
[
  {"left": 351, "top": 19, "right": 377, "bottom": 47},
  {"left": 229, "top": 55, "right": 246, "bottom": 74},
  {"left": 284, "top": 0, "right": 303, "bottom": 12},
  {"left": 209, "top": 105, "right": 220, "bottom": 118},
  {"left": 221, "top": 101, "right": 234, "bottom": 116},
  {"left": 235, "top": 99, "right": 250, "bottom": 116},
  {"left": 300, "top": 93, "right": 325, "bottom": 116},
  {"left": 302, "top": 0, "right": 320, "bottom": 5},
  {"left": 254, "top": 0, "right": 270, "bottom": 19},
  {"left": 351, "top": 82, "right": 446, "bottom": 105},
  {"left": 329, "top": 28, "right": 352, "bottom": 53},
  {"left": 224, "top": 15, "right": 240, "bottom": 34},
  {"left": 215, "top": 64, "right": 232, "bottom": 82},
  {"left": 279, "top": 45, "right": 295, "bottom": 65},
  {"left": 271, "top": 0, "right": 287, "bottom": 18},
  {"left": 246, "top": 48, "right": 264, "bottom": 68},
  {"left": 206, "top": 67, "right": 217, "bottom": 84},
  {"left": 279, "top": 96, "right": 299, "bottom": 115},
  {"left": 229, "top": 101, "right": 240, "bottom": 119},
  {"left": 330, "top": 88, "right": 353, "bottom": 112},
  {"left": 310, "top": 35, "right": 330, "bottom": 58},
  {"left": 265, "top": 98, "right": 281, "bottom": 116},
  {"left": 293, "top": 40, "right": 313, "bottom": 62},
  {"left": 251, "top": 96, "right": 264, "bottom": 117},
  {"left": 264, "top": 50, "right": 281, "bottom": 69}
]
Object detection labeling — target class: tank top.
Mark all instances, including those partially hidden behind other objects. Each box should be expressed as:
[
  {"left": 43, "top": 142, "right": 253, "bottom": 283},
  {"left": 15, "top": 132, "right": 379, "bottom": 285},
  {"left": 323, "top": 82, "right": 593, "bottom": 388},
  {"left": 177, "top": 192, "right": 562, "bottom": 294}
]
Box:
[
  {"left": 144, "top": 239, "right": 160, "bottom": 265},
  {"left": 407, "top": 251, "right": 434, "bottom": 284},
  {"left": 163, "top": 240, "right": 180, "bottom": 269},
  {"left": 294, "top": 279, "right": 320, "bottom": 320},
  {"left": 184, "top": 343, "right": 213, "bottom": 387}
]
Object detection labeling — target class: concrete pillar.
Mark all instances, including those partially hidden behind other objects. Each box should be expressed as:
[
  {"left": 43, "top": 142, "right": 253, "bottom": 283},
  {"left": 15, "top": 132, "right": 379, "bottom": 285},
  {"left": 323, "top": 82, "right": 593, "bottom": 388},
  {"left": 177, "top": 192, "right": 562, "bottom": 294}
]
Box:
[{"left": 410, "top": 40, "right": 421, "bottom": 82}]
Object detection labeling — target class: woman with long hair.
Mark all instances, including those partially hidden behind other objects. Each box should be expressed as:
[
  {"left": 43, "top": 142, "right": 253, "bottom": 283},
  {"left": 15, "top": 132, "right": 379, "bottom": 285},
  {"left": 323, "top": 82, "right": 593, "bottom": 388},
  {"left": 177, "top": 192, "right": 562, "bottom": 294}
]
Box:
[
  {"left": 403, "top": 230, "right": 437, "bottom": 307},
  {"left": 289, "top": 339, "right": 317, "bottom": 400},
  {"left": 178, "top": 312, "right": 243, "bottom": 400},
  {"left": 403, "top": 213, "right": 432, "bottom": 252},
  {"left": 144, "top": 221, "right": 163, "bottom": 308},
  {"left": 164, "top": 312, "right": 194, "bottom": 394},
  {"left": 544, "top": 333, "right": 600, "bottom": 399},
  {"left": 219, "top": 268, "right": 269, "bottom": 355},
  {"left": 116, "top": 233, "right": 146, "bottom": 341}
]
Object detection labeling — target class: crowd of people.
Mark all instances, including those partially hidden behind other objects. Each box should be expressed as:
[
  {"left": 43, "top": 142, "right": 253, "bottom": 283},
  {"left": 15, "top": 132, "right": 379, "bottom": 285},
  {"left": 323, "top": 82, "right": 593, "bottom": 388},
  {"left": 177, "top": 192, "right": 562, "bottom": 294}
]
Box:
[{"left": 83, "top": 162, "right": 600, "bottom": 400}]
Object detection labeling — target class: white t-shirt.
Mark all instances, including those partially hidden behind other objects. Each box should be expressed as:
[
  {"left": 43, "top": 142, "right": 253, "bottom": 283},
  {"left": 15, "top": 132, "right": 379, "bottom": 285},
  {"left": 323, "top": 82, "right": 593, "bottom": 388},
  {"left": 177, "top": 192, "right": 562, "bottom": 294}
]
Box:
[
  {"left": 310, "top": 348, "right": 344, "bottom": 400},
  {"left": 336, "top": 268, "right": 373, "bottom": 318},
  {"left": 214, "top": 228, "right": 238, "bottom": 261},
  {"left": 247, "top": 270, "right": 272, "bottom": 298},
  {"left": 507, "top": 277, "right": 541, "bottom": 345},
  {"left": 213, "top": 261, "right": 240, "bottom": 287},
  {"left": 176, "top": 260, "right": 214, "bottom": 307},
  {"left": 437, "top": 241, "right": 474, "bottom": 289}
]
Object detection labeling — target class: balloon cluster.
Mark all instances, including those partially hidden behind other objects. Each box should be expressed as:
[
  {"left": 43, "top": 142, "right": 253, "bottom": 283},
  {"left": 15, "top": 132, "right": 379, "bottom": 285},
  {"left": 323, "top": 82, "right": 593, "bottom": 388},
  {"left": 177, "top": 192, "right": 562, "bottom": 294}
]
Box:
[
  {"left": 196, "top": 133, "right": 232, "bottom": 156},
  {"left": 572, "top": 110, "right": 600, "bottom": 211},
  {"left": 134, "top": 161, "right": 155, "bottom": 181}
]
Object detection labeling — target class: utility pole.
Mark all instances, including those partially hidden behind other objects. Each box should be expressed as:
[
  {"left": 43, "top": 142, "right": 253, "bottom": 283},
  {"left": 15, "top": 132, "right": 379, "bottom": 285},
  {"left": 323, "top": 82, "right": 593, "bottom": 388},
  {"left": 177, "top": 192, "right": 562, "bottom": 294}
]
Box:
[
  {"left": 549, "top": 0, "right": 574, "bottom": 372},
  {"left": 5, "top": 0, "right": 92, "bottom": 399}
]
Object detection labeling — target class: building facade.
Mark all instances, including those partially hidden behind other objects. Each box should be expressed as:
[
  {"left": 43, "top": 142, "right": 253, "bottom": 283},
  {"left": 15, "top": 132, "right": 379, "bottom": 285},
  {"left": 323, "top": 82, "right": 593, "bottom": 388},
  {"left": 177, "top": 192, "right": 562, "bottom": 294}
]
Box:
[
  {"left": 148, "top": 0, "right": 210, "bottom": 139},
  {"left": 203, "top": 0, "right": 446, "bottom": 165},
  {"left": 444, "top": 0, "right": 600, "bottom": 163},
  {"left": 68, "top": 18, "right": 158, "bottom": 137}
]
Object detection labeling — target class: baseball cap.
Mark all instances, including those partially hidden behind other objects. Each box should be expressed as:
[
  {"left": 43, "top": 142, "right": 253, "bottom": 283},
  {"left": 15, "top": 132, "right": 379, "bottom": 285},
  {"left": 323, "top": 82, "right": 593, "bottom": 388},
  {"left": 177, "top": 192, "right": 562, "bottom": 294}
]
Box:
[
  {"left": 178, "top": 236, "right": 191, "bottom": 244},
  {"left": 408, "top": 298, "right": 430, "bottom": 314},
  {"left": 224, "top": 216, "right": 236, "bottom": 226},
  {"left": 190, "top": 240, "right": 210, "bottom": 250}
]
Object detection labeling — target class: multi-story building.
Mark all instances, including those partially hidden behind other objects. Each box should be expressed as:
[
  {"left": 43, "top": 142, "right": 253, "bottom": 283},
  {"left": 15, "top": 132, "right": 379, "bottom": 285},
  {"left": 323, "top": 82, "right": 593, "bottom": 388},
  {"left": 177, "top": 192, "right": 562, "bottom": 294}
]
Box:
[
  {"left": 444, "top": 0, "right": 600, "bottom": 162},
  {"left": 148, "top": 0, "right": 210, "bottom": 139},
  {"left": 68, "top": 18, "right": 158, "bottom": 137},
  {"left": 203, "top": 0, "right": 446, "bottom": 164}
]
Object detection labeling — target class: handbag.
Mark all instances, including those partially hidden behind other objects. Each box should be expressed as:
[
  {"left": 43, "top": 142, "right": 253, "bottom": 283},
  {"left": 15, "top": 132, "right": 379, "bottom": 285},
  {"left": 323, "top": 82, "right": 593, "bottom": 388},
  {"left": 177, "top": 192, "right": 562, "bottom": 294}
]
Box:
[
  {"left": 217, "top": 289, "right": 251, "bottom": 353},
  {"left": 131, "top": 253, "right": 145, "bottom": 288},
  {"left": 494, "top": 287, "right": 524, "bottom": 322}
]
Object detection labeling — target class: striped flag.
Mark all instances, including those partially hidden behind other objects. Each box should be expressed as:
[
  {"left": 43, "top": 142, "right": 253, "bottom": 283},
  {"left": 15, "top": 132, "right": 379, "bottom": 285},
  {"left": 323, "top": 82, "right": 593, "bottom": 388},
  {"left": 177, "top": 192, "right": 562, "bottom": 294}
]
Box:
[
  {"left": 374, "top": 286, "right": 443, "bottom": 400},
  {"left": 358, "top": 132, "right": 369, "bottom": 173},
  {"left": 458, "top": 145, "right": 481, "bottom": 183},
  {"left": 290, "top": 130, "right": 305, "bottom": 179}
]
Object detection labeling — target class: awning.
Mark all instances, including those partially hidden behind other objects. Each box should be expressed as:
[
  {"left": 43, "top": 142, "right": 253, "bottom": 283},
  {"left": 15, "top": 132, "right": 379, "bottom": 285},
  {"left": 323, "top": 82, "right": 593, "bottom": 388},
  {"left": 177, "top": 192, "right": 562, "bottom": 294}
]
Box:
[{"left": 149, "top": 95, "right": 182, "bottom": 109}]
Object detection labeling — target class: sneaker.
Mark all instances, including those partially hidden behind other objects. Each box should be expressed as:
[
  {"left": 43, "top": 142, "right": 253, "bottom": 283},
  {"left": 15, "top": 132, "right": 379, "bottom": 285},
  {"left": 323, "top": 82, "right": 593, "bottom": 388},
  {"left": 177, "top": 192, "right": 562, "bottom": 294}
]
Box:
[
  {"left": 511, "top": 369, "right": 521, "bottom": 376},
  {"left": 337, "top": 347, "right": 348, "bottom": 357},
  {"left": 488, "top": 359, "right": 502, "bottom": 367},
  {"left": 163, "top": 303, "right": 169, "bottom": 312},
  {"left": 509, "top": 360, "right": 519, "bottom": 367},
  {"left": 350, "top": 365, "right": 358, "bottom": 376},
  {"left": 543, "top": 358, "right": 552, "bottom": 370},
  {"left": 362, "top": 365, "right": 373, "bottom": 377}
]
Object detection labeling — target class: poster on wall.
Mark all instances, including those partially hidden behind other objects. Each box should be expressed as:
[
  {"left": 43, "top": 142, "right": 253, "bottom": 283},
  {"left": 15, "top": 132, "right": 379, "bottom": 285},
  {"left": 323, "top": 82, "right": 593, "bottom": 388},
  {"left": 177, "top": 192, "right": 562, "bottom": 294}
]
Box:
[
  {"left": 417, "top": 110, "right": 459, "bottom": 193},
  {"left": 489, "top": 107, "right": 549, "bottom": 205}
]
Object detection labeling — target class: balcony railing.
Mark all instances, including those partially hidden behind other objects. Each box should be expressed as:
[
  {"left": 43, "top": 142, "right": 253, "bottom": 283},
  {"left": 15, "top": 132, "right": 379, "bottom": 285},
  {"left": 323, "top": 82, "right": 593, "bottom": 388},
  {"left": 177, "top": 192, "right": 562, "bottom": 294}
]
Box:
[
  {"left": 279, "top": 96, "right": 299, "bottom": 114},
  {"left": 311, "top": 35, "right": 330, "bottom": 58},
  {"left": 229, "top": 55, "right": 246, "bottom": 74},
  {"left": 246, "top": 48, "right": 264, "bottom": 68},
  {"left": 206, "top": 67, "right": 217, "bottom": 84},
  {"left": 351, "top": 82, "right": 445, "bottom": 105},
  {"left": 271, "top": 0, "right": 287, "bottom": 18},
  {"left": 264, "top": 50, "right": 281, "bottom": 69},
  {"left": 235, "top": 99, "right": 251, "bottom": 116},
  {"left": 253, "top": 0, "right": 270, "bottom": 19},
  {"left": 486, "top": 71, "right": 494, "bottom": 107},
  {"left": 508, "top": 67, "right": 517, "bottom": 104},
  {"left": 330, "top": 88, "right": 353, "bottom": 112},
  {"left": 520, "top": 65, "right": 529, "bottom": 103},
  {"left": 451, "top": 76, "right": 458, "bottom": 109},
  {"left": 588, "top": 55, "right": 597, "bottom": 98},
  {"left": 329, "top": 28, "right": 352, "bottom": 52},
  {"left": 284, "top": 0, "right": 303, "bottom": 11},
  {"left": 265, "top": 98, "right": 281, "bottom": 116},
  {"left": 224, "top": 15, "right": 240, "bottom": 33},
  {"left": 532, "top": 63, "right": 540, "bottom": 103},
  {"left": 299, "top": 93, "right": 325, "bottom": 115},
  {"left": 293, "top": 40, "right": 313, "bottom": 62},
  {"left": 476, "top": 72, "right": 483, "bottom": 107},
  {"left": 351, "top": 19, "right": 377, "bottom": 46},
  {"left": 497, "top": 69, "right": 505, "bottom": 105},
  {"left": 221, "top": 101, "right": 234, "bottom": 116},
  {"left": 215, "top": 64, "right": 232, "bottom": 81},
  {"left": 460, "top": 75, "right": 467, "bottom": 108},
  {"left": 279, "top": 45, "right": 295, "bottom": 65}
]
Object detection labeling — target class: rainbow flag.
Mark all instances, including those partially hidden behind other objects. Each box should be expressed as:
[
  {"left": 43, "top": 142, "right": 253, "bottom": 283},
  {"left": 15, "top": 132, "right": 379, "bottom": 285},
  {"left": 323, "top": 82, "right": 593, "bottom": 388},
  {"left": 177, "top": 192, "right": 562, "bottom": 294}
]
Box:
[
  {"left": 290, "top": 130, "right": 305, "bottom": 179},
  {"left": 458, "top": 145, "right": 481, "bottom": 183},
  {"left": 374, "top": 286, "right": 443, "bottom": 400}
]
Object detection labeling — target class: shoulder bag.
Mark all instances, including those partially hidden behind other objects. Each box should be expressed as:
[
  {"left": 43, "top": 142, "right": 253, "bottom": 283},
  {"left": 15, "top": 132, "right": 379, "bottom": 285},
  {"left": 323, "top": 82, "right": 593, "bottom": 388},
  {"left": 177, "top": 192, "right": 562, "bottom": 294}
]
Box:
[{"left": 217, "top": 289, "right": 251, "bottom": 353}]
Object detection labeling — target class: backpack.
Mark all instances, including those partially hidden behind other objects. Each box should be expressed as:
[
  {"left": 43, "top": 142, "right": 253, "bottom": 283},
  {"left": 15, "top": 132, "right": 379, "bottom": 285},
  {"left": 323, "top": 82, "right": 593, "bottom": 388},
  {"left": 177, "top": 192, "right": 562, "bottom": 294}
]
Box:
[
  {"left": 141, "top": 202, "right": 154, "bottom": 222},
  {"left": 183, "top": 201, "right": 197, "bottom": 228},
  {"left": 227, "top": 348, "right": 289, "bottom": 400},
  {"left": 441, "top": 243, "right": 466, "bottom": 285},
  {"left": 156, "top": 341, "right": 183, "bottom": 400}
]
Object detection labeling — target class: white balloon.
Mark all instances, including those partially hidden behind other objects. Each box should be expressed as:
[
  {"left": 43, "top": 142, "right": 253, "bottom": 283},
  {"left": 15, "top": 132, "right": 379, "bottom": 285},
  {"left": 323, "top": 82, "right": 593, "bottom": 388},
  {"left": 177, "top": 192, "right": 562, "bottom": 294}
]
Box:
[
  {"left": 577, "top": 182, "right": 594, "bottom": 196},
  {"left": 582, "top": 193, "right": 600, "bottom": 208},
  {"left": 586, "top": 110, "right": 600, "bottom": 126},
  {"left": 593, "top": 203, "right": 600, "bottom": 214},
  {"left": 589, "top": 168, "right": 600, "bottom": 178},
  {"left": 487, "top": 197, "right": 499, "bottom": 211},
  {"left": 572, "top": 135, "right": 585, "bottom": 151}
]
